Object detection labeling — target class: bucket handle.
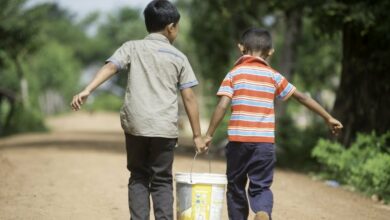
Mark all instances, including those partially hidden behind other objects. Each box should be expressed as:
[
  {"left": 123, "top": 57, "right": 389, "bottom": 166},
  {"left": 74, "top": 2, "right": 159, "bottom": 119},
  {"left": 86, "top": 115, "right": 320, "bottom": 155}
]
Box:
[{"left": 189, "top": 151, "right": 212, "bottom": 183}]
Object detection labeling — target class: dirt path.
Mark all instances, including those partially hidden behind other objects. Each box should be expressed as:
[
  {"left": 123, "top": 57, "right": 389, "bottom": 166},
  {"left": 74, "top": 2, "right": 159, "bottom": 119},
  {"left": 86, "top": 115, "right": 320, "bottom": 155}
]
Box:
[{"left": 0, "top": 112, "right": 389, "bottom": 220}]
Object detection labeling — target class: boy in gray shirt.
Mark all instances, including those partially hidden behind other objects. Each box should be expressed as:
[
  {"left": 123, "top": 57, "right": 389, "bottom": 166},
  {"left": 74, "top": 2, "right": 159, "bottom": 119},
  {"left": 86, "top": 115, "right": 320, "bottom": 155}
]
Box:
[{"left": 71, "top": 0, "right": 206, "bottom": 219}]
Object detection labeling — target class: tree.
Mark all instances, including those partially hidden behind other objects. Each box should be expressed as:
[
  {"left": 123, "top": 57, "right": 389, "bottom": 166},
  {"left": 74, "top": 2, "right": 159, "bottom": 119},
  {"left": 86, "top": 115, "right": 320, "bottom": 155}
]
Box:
[
  {"left": 310, "top": 0, "right": 390, "bottom": 145},
  {"left": 0, "top": 0, "right": 48, "bottom": 108},
  {"left": 0, "top": 1, "right": 91, "bottom": 134}
]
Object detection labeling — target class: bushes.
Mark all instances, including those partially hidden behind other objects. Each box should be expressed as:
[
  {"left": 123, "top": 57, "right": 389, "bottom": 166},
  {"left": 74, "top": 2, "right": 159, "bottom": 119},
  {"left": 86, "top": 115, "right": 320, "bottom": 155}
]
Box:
[
  {"left": 2, "top": 104, "right": 47, "bottom": 136},
  {"left": 85, "top": 92, "right": 123, "bottom": 112},
  {"left": 312, "top": 132, "right": 390, "bottom": 202}
]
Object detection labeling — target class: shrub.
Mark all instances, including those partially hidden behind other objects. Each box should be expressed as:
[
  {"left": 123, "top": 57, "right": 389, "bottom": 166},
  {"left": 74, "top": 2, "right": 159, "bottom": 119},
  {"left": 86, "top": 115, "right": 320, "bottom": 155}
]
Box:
[
  {"left": 85, "top": 92, "right": 123, "bottom": 112},
  {"left": 2, "top": 104, "right": 47, "bottom": 136},
  {"left": 312, "top": 132, "right": 390, "bottom": 202}
]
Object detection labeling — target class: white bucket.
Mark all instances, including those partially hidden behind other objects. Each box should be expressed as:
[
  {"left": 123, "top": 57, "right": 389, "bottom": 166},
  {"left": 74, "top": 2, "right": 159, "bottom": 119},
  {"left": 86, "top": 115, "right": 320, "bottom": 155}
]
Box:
[{"left": 175, "top": 172, "right": 227, "bottom": 220}]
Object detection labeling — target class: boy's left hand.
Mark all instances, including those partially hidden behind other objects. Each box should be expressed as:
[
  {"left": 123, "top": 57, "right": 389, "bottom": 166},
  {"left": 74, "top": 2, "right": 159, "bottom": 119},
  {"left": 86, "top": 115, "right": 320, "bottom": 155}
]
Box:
[
  {"left": 327, "top": 117, "right": 343, "bottom": 136},
  {"left": 71, "top": 90, "right": 90, "bottom": 111}
]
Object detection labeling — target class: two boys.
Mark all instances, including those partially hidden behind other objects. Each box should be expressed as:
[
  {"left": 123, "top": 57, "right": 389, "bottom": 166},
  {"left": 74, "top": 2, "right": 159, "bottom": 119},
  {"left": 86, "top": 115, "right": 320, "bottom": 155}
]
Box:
[{"left": 71, "top": 0, "right": 342, "bottom": 220}]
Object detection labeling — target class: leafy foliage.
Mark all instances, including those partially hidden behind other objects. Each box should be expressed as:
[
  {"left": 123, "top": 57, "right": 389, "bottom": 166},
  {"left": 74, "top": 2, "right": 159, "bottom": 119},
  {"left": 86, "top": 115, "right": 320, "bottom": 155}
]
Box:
[
  {"left": 85, "top": 92, "right": 123, "bottom": 112},
  {"left": 2, "top": 103, "right": 47, "bottom": 135},
  {"left": 93, "top": 7, "right": 147, "bottom": 62},
  {"left": 0, "top": 0, "right": 46, "bottom": 60},
  {"left": 28, "top": 41, "right": 81, "bottom": 100},
  {"left": 312, "top": 132, "right": 390, "bottom": 202},
  {"left": 0, "top": 1, "right": 89, "bottom": 135}
]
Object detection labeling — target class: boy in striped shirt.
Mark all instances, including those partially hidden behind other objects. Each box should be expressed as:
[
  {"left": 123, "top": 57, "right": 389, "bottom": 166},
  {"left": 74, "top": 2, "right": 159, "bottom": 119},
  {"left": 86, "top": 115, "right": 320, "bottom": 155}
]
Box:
[{"left": 205, "top": 28, "right": 343, "bottom": 220}]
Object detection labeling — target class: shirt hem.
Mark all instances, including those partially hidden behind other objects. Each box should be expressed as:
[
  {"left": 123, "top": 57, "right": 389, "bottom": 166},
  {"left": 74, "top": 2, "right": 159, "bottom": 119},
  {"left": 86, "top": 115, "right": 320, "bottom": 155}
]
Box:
[
  {"left": 106, "top": 58, "right": 122, "bottom": 71},
  {"left": 282, "top": 86, "right": 296, "bottom": 101},
  {"left": 179, "top": 80, "right": 199, "bottom": 90},
  {"left": 123, "top": 130, "right": 178, "bottom": 139},
  {"left": 217, "top": 92, "right": 233, "bottom": 99}
]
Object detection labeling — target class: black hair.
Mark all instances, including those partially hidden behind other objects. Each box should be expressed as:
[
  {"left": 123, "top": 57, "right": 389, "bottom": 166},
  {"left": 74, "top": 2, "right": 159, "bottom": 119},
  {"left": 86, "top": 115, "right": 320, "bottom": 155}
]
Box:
[
  {"left": 143, "top": 0, "right": 180, "bottom": 33},
  {"left": 239, "top": 28, "right": 272, "bottom": 54}
]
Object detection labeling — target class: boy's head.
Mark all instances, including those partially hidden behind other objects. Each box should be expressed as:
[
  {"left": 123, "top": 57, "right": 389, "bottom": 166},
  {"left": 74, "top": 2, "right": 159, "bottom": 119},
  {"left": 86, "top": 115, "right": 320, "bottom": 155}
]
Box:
[
  {"left": 144, "top": 0, "right": 180, "bottom": 43},
  {"left": 238, "top": 28, "right": 274, "bottom": 59}
]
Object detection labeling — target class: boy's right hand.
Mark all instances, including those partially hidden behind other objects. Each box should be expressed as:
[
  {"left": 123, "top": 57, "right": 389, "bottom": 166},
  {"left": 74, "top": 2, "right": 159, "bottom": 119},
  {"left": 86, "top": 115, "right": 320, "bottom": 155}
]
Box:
[
  {"left": 71, "top": 90, "right": 90, "bottom": 111},
  {"left": 194, "top": 136, "right": 208, "bottom": 154},
  {"left": 204, "top": 135, "right": 213, "bottom": 147},
  {"left": 327, "top": 117, "right": 343, "bottom": 136}
]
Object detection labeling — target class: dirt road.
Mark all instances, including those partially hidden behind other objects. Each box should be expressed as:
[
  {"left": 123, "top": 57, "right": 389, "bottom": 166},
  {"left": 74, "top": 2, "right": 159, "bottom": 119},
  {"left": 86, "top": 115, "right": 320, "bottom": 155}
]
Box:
[{"left": 0, "top": 112, "right": 389, "bottom": 220}]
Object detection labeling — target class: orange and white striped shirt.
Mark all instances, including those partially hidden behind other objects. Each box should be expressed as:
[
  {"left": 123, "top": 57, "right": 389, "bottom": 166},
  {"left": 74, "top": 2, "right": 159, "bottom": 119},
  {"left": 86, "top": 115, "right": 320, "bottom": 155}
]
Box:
[{"left": 217, "top": 55, "right": 296, "bottom": 143}]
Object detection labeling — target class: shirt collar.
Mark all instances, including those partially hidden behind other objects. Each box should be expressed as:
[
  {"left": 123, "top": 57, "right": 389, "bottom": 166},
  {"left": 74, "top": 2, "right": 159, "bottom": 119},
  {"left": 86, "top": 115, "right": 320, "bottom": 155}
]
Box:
[
  {"left": 145, "top": 33, "right": 170, "bottom": 44},
  {"left": 233, "top": 55, "right": 270, "bottom": 67}
]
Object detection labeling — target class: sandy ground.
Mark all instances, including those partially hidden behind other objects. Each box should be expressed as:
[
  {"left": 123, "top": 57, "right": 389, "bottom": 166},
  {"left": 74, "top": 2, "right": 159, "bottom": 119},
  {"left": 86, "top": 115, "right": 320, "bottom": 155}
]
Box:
[{"left": 0, "top": 112, "right": 389, "bottom": 220}]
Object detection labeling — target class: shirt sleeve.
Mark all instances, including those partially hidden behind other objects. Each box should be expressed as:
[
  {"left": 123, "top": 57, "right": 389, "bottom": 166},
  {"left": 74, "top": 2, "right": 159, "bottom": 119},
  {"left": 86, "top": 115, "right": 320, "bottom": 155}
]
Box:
[
  {"left": 106, "top": 42, "right": 131, "bottom": 71},
  {"left": 178, "top": 57, "right": 198, "bottom": 90},
  {"left": 216, "top": 72, "right": 234, "bottom": 98},
  {"left": 274, "top": 72, "right": 296, "bottom": 101}
]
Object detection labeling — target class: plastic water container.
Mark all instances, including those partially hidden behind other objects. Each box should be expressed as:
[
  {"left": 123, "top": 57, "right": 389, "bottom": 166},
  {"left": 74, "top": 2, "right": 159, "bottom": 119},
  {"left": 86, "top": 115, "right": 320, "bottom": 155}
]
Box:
[{"left": 175, "top": 172, "right": 227, "bottom": 220}]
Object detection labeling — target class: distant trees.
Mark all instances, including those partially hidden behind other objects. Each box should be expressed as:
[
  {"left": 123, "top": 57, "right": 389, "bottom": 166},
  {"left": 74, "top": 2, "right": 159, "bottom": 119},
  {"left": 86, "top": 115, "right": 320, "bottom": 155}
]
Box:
[
  {"left": 0, "top": 0, "right": 48, "bottom": 134},
  {"left": 0, "top": 1, "right": 149, "bottom": 135},
  {"left": 0, "top": 0, "right": 47, "bottom": 108}
]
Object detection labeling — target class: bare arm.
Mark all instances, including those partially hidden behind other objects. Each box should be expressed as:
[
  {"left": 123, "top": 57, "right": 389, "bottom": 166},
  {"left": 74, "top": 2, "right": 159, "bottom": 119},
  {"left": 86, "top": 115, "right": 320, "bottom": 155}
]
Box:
[
  {"left": 205, "top": 96, "right": 231, "bottom": 146},
  {"left": 71, "top": 62, "right": 117, "bottom": 111},
  {"left": 292, "top": 89, "right": 343, "bottom": 135},
  {"left": 180, "top": 88, "right": 206, "bottom": 153}
]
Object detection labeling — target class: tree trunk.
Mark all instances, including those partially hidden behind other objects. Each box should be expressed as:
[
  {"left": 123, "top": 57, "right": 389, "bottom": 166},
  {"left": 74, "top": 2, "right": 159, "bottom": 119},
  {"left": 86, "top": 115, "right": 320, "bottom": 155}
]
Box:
[
  {"left": 279, "top": 10, "right": 301, "bottom": 80},
  {"left": 276, "top": 10, "right": 302, "bottom": 117},
  {"left": 332, "top": 24, "right": 390, "bottom": 146},
  {"left": 14, "top": 55, "right": 30, "bottom": 109},
  {"left": 0, "top": 88, "right": 16, "bottom": 135}
]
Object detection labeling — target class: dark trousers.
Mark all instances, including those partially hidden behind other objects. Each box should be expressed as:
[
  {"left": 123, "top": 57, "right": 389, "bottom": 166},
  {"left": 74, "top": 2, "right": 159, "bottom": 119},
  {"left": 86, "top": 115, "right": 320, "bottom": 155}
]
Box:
[
  {"left": 225, "top": 142, "right": 276, "bottom": 220},
  {"left": 125, "top": 133, "right": 177, "bottom": 220}
]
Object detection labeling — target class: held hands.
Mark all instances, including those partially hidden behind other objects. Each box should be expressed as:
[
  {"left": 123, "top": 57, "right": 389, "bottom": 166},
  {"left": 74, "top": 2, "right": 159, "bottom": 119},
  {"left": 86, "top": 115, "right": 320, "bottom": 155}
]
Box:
[
  {"left": 71, "top": 90, "right": 90, "bottom": 111},
  {"left": 194, "top": 136, "right": 208, "bottom": 154},
  {"left": 193, "top": 135, "right": 213, "bottom": 154},
  {"left": 327, "top": 117, "right": 343, "bottom": 136},
  {"left": 204, "top": 134, "right": 212, "bottom": 148}
]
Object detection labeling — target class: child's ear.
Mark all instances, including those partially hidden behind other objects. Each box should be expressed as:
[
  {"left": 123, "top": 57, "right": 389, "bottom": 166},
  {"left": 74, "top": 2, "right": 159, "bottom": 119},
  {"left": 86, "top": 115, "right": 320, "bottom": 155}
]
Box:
[
  {"left": 237, "top": 43, "right": 245, "bottom": 54},
  {"left": 167, "top": 23, "right": 175, "bottom": 33},
  {"left": 167, "top": 23, "right": 178, "bottom": 33},
  {"left": 268, "top": 48, "right": 275, "bottom": 56}
]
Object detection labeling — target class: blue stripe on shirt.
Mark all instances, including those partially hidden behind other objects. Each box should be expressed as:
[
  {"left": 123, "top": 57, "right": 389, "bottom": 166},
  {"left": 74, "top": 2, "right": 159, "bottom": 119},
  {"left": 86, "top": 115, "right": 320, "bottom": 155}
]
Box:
[
  {"left": 230, "top": 68, "right": 273, "bottom": 78},
  {"left": 232, "top": 99, "right": 274, "bottom": 108},
  {"left": 274, "top": 73, "right": 282, "bottom": 84},
  {"left": 228, "top": 129, "right": 274, "bottom": 137},
  {"left": 230, "top": 115, "right": 275, "bottom": 123},
  {"left": 234, "top": 84, "right": 275, "bottom": 93}
]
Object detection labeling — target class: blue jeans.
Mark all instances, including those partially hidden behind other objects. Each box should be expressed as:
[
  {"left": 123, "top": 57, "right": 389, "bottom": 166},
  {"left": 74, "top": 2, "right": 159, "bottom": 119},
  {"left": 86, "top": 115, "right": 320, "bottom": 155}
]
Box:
[{"left": 225, "top": 142, "right": 276, "bottom": 220}]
